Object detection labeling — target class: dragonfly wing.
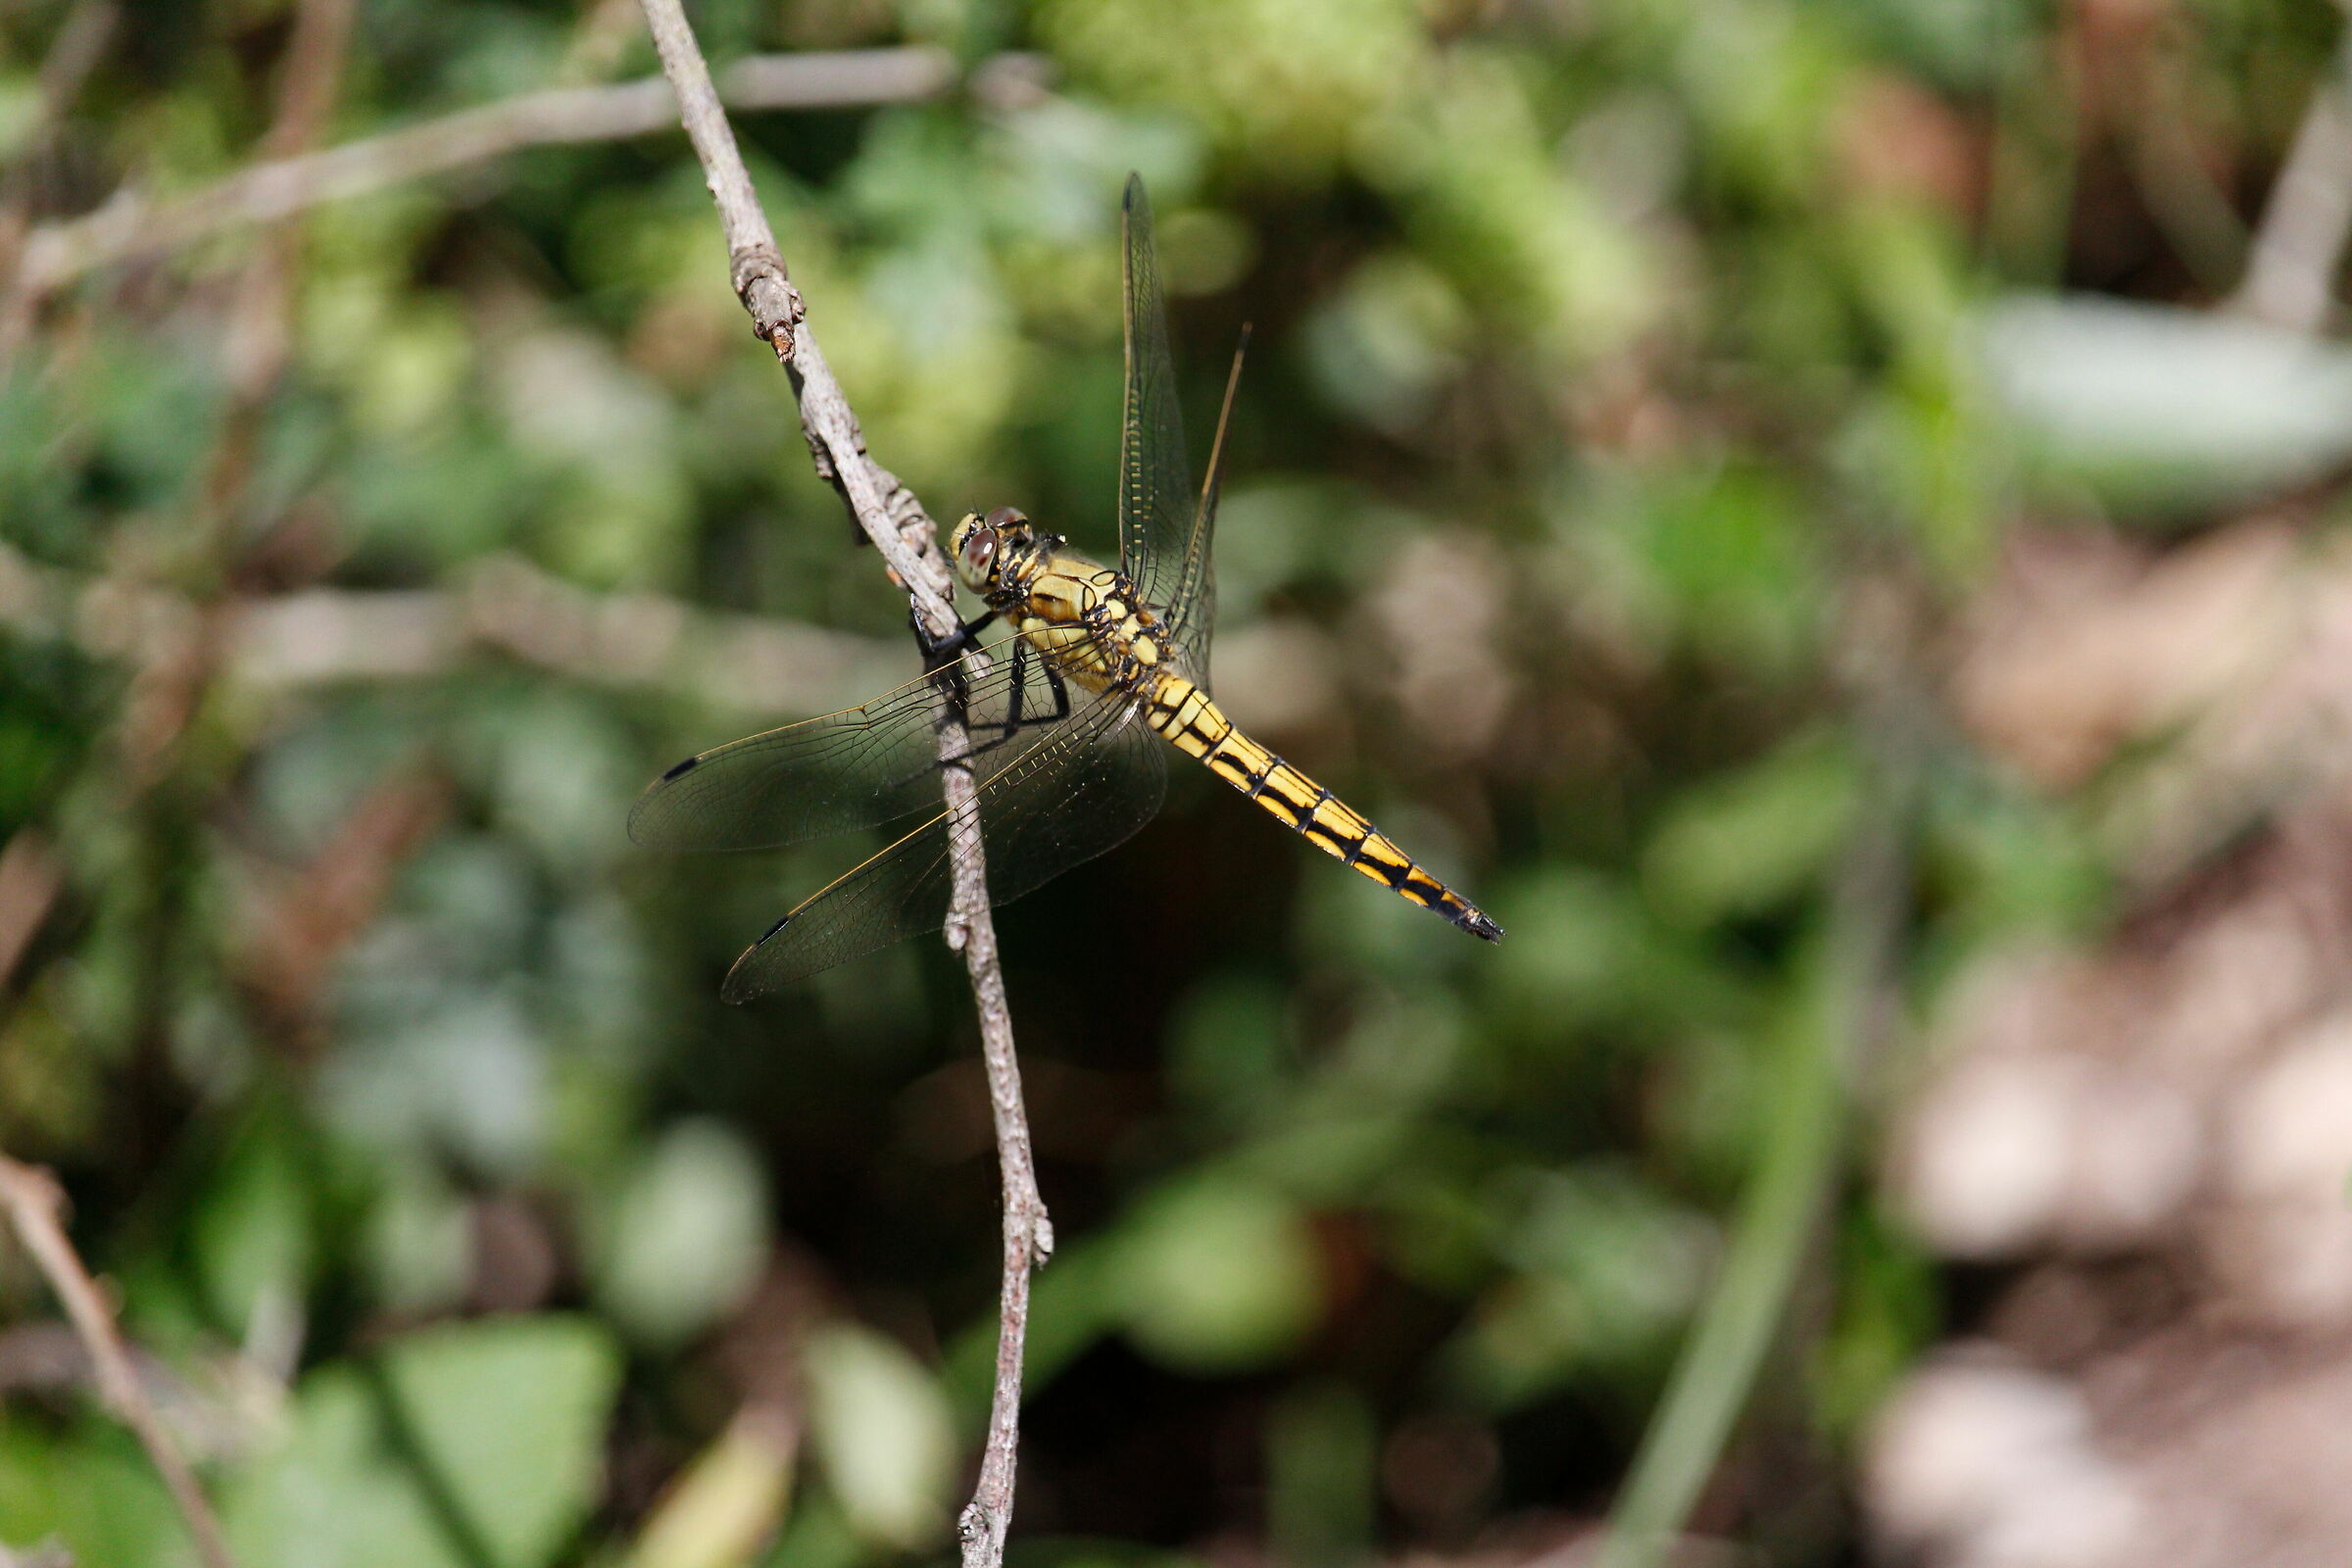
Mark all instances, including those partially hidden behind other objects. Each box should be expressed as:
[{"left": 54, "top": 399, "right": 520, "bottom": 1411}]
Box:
[
  {"left": 1117, "top": 174, "right": 1215, "bottom": 676},
  {"left": 720, "top": 696, "right": 1167, "bottom": 998},
  {"left": 629, "top": 631, "right": 1065, "bottom": 852}
]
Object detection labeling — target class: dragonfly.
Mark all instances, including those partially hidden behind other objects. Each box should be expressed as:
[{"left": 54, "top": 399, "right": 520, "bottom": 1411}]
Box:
[{"left": 632, "top": 174, "right": 1503, "bottom": 1001}]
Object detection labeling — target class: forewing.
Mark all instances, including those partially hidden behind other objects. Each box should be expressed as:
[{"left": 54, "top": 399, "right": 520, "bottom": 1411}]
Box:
[
  {"left": 1118, "top": 175, "right": 1212, "bottom": 669},
  {"left": 628, "top": 631, "right": 1061, "bottom": 852},
  {"left": 720, "top": 697, "right": 1167, "bottom": 999}
]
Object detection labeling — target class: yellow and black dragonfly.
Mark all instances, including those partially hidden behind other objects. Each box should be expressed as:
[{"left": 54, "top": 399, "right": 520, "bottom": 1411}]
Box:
[{"left": 632, "top": 175, "right": 1503, "bottom": 1000}]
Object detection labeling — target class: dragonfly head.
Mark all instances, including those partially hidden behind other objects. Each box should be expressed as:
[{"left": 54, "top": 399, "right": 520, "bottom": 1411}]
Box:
[{"left": 951, "top": 506, "right": 1034, "bottom": 596}]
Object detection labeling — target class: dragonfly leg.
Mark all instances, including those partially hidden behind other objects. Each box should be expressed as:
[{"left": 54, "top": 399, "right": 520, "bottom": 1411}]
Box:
[
  {"left": 939, "top": 648, "right": 1072, "bottom": 768},
  {"left": 912, "top": 606, "right": 999, "bottom": 661},
  {"left": 878, "top": 644, "right": 1075, "bottom": 796}
]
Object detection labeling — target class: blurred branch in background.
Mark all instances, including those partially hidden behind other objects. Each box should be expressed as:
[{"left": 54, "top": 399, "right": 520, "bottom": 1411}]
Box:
[
  {"left": 2116, "top": 23, "right": 2248, "bottom": 296},
  {"left": 237, "top": 765, "right": 451, "bottom": 1045},
  {"left": 631, "top": 5, "right": 1042, "bottom": 1567},
  {"left": 2232, "top": 24, "right": 2352, "bottom": 332},
  {"left": 1598, "top": 581, "right": 1923, "bottom": 1568},
  {"left": 0, "top": 542, "right": 900, "bottom": 711},
  {"left": 0, "top": 0, "right": 117, "bottom": 353},
  {"left": 2, "top": 45, "right": 1037, "bottom": 312},
  {"left": 0, "top": 1158, "right": 237, "bottom": 1568},
  {"left": 0, "top": 831, "right": 61, "bottom": 995},
  {"left": 620, "top": 1401, "right": 802, "bottom": 1568}
]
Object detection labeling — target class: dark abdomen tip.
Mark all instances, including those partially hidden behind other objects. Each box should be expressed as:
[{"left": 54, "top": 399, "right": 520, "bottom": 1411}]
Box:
[{"left": 1461, "top": 909, "right": 1504, "bottom": 943}]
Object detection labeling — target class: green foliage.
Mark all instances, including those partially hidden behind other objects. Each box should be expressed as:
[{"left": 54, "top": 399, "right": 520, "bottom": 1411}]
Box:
[
  {"left": 0, "top": 1416, "right": 191, "bottom": 1568},
  {"left": 585, "top": 1118, "right": 769, "bottom": 1347},
  {"left": 222, "top": 1315, "right": 621, "bottom": 1568},
  {"left": 802, "top": 1323, "right": 956, "bottom": 1550},
  {"left": 0, "top": 0, "right": 2308, "bottom": 1556},
  {"left": 0, "top": 1317, "right": 619, "bottom": 1568},
  {"left": 1110, "top": 1176, "right": 1323, "bottom": 1373}
]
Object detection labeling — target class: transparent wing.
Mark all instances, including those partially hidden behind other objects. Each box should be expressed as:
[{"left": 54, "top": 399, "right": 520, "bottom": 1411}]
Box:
[
  {"left": 720, "top": 698, "right": 1167, "bottom": 998},
  {"left": 628, "top": 630, "right": 1071, "bottom": 853},
  {"left": 1118, "top": 174, "right": 1213, "bottom": 673}
]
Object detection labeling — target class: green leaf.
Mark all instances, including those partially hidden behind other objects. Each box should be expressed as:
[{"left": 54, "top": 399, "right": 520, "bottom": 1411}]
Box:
[
  {"left": 225, "top": 1315, "right": 621, "bottom": 1568},
  {"left": 1111, "top": 1178, "right": 1322, "bottom": 1374},
  {"left": 0, "top": 1414, "right": 191, "bottom": 1568},
  {"left": 1981, "top": 294, "right": 2352, "bottom": 513},
  {"left": 801, "top": 1324, "right": 956, "bottom": 1551},
  {"left": 1642, "top": 734, "right": 1861, "bottom": 927},
  {"left": 192, "top": 1112, "right": 315, "bottom": 1340},
  {"left": 586, "top": 1119, "right": 769, "bottom": 1348}
]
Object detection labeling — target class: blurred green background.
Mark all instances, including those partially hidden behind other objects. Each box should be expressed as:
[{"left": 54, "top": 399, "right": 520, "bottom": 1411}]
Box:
[{"left": 2, "top": 0, "right": 2344, "bottom": 1562}]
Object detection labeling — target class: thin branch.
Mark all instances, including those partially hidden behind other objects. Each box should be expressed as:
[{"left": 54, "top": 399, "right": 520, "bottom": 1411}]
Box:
[
  {"left": 10, "top": 47, "right": 976, "bottom": 303},
  {"left": 31, "top": 0, "right": 120, "bottom": 124},
  {"left": 0, "top": 1158, "right": 238, "bottom": 1568},
  {"left": 2230, "top": 24, "right": 2352, "bottom": 332},
  {"left": 632, "top": 6, "right": 1046, "bottom": 1565},
  {"left": 0, "top": 830, "right": 63, "bottom": 993},
  {"left": 634, "top": 9, "right": 803, "bottom": 358},
  {"left": 255, "top": 0, "right": 358, "bottom": 162},
  {"left": 2119, "top": 29, "right": 2247, "bottom": 298},
  {"left": 0, "top": 541, "right": 902, "bottom": 711},
  {"left": 1594, "top": 579, "right": 1920, "bottom": 1568},
  {"left": 0, "top": 0, "right": 121, "bottom": 354},
  {"left": 114, "top": 0, "right": 357, "bottom": 783}
]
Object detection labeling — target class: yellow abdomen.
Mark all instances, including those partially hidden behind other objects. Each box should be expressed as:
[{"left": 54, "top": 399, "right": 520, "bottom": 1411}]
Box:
[{"left": 1142, "top": 674, "right": 1503, "bottom": 942}]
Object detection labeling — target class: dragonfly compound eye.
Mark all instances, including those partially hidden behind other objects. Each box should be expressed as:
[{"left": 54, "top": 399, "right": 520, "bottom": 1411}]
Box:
[{"left": 956, "top": 521, "right": 999, "bottom": 585}]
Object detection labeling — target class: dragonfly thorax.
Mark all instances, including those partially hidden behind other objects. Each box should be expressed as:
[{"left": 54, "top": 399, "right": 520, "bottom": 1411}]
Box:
[{"left": 952, "top": 507, "right": 1163, "bottom": 692}]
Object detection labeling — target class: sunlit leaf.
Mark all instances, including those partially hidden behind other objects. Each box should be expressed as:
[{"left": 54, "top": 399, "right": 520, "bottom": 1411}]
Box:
[
  {"left": 802, "top": 1324, "right": 956, "bottom": 1551},
  {"left": 224, "top": 1315, "right": 621, "bottom": 1568}
]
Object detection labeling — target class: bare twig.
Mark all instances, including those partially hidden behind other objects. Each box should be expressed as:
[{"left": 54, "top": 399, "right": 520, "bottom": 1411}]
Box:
[
  {"left": 0, "top": 830, "right": 63, "bottom": 994},
  {"left": 112, "top": 0, "right": 357, "bottom": 786},
  {"left": 0, "top": 1159, "right": 238, "bottom": 1568},
  {"left": 2119, "top": 26, "right": 2247, "bottom": 297},
  {"left": 10, "top": 47, "right": 974, "bottom": 304},
  {"left": 0, "top": 0, "right": 121, "bottom": 354},
  {"left": 634, "top": 11, "right": 804, "bottom": 360},
  {"left": 236, "top": 767, "right": 450, "bottom": 1042},
  {"left": 633, "top": 6, "right": 1047, "bottom": 1564},
  {"left": 1594, "top": 577, "right": 1921, "bottom": 1568},
  {"left": 2231, "top": 25, "right": 2352, "bottom": 331},
  {"left": 256, "top": 0, "right": 359, "bottom": 161},
  {"left": 30, "top": 0, "right": 120, "bottom": 125},
  {"left": 0, "top": 541, "right": 902, "bottom": 711}
]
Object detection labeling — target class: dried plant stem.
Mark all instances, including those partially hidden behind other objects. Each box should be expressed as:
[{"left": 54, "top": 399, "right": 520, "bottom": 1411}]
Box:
[
  {"left": 2232, "top": 25, "right": 2352, "bottom": 331},
  {"left": 1595, "top": 584, "right": 1919, "bottom": 1568},
  {"left": 633, "top": 8, "right": 1048, "bottom": 1564},
  {"left": 9, "top": 47, "right": 968, "bottom": 305},
  {"left": 0, "top": 0, "right": 120, "bottom": 353},
  {"left": 0, "top": 542, "right": 904, "bottom": 714},
  {"left": 0, "top": 830, "right": 63, "bottom": 992},
  {"left": 0, "top": 1159, "right": 238, "bottom": 1568}
]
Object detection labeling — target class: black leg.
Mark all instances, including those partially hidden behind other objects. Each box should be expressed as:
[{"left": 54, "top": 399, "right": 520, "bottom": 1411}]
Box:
[
  {"left": 913, "top": 606, "right": 999, "bottom": 662},
  {"left": 939, "top": 636, "right": 1032, "bottom": 756},
  {"left": 954, "top": 648, "right": 1073, "bottom": 760},
  {"left": 905, "top": 645, "right": 1073, "bottom": 787}
]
